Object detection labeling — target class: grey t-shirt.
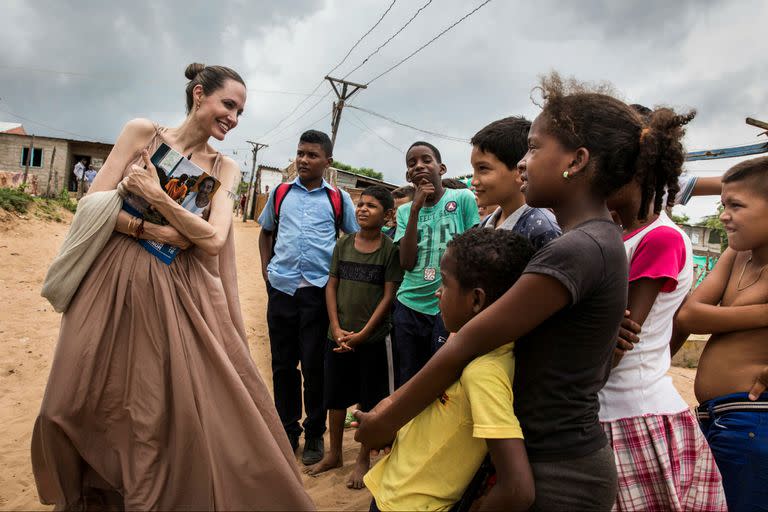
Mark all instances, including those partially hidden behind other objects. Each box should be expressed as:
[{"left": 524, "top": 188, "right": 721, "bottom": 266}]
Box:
[
  {"left": 480, "top": 205, "right": 561, "bottom": 250},
  {"left": 514, "top": 219, "right": 628, "bottom": 462}
]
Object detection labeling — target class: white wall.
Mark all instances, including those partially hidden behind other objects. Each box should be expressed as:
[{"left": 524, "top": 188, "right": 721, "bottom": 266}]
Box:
[{"left": 260, "top": 169, "right": 284, "bottom": 194}]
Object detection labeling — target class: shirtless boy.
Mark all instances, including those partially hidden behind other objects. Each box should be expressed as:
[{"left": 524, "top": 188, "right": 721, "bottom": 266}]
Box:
[{"left": 674, "top": 155, "right": 768, "bottom": 512}]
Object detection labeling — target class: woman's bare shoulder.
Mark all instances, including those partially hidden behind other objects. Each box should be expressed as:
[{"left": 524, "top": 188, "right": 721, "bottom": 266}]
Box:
[
  {"left": 118, "top": 118, "right": 157, "bottom": 144},
  {"left": 217, "top": 155, "right": 241, "bottom": 182}
]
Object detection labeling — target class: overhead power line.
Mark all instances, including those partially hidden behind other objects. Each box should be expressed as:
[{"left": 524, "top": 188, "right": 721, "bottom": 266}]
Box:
[
  {"left": 328, "top": 0, "right": 397, "bottom": 77},
  {"left": 268, "top": 112, "right": 333, "bottom": 148},
  {"left": 364, "top": 0, "right": 493, "bottom": 85},
  {"left": 262, "top": 90, "right": 332, "bottom": 142},
  {"left": 0, "top": 106, "right": 107, "bottom": 142},
  {"left": 258, "top": 1, "right": 397, "bottom": 140},
  {"left": 348, "top": 105, "right": 469, "bottom": 143},
  {"left": 0, "top": 64, "right": 94, "bottom": 76},
  {"left": 247, "top": 89, "right": 325, "bottom": 97},
  {"left": 347, "top": 110, "right": 403, "bottom": 154},
  {"left": 342, "top": 0, "right": 434, "bottom": 80}
]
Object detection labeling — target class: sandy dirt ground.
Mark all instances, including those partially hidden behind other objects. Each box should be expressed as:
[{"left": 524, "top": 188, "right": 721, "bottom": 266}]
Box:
[{"left": 0, "top": 213, "right": 699, "bottom": 511}]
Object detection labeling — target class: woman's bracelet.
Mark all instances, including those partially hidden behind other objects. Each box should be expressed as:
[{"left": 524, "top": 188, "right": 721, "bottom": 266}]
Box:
[
  {"left": 127, "top": 216, "right": 137, "bottom": 237},
  {"left": 126, "top": 215, "right": 144, "bottom": 239},
  {"left": 135, "top": 218, "right": 145, "bottom": 239}
]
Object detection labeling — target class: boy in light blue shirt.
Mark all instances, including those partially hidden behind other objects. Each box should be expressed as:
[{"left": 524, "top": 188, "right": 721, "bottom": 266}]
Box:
[{"left": 258, "top": 130, "right": 358, "bottom": 465}]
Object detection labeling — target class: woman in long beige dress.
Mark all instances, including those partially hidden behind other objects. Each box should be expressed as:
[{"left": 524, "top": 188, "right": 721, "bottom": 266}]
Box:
[{"left": 32, "top": 63, "right": 315, "bottom": 511}]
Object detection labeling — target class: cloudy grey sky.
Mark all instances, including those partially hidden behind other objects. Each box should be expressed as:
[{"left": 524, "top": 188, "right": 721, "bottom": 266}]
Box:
[{"left": 2, "top": 0, "right": 766, "bottom": 220}]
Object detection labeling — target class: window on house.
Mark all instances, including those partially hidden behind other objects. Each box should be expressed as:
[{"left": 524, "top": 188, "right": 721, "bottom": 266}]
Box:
[
  {"left": 708, "top": 230, "right": 722, "bottom": 245},
  {"left": 20, "top": 147, "right": 44, "bottom": 168}
]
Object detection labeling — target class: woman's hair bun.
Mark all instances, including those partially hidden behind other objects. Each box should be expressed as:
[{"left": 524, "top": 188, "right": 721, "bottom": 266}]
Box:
[{"left": 185, "top": 63, "right": 206, "bottom": 80}]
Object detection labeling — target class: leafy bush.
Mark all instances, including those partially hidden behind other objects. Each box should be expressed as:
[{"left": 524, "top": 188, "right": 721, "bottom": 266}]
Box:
[
  {"left": 55, "top": 190, "right": 78, "bottom": 213},
  {"left": 333, "top": 160, "right": 384, "bottom": 181},
  {"left": 0, "top": 187, "right": 34, "bottom": 213},
  {"left": 33, "top": 198, "right": 63, "bottom": 222}
]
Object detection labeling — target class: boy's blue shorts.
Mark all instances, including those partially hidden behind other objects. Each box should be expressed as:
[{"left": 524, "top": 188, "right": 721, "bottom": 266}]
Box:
[{"left": 697, "top": 392, "right": 768, "bottom": 512}]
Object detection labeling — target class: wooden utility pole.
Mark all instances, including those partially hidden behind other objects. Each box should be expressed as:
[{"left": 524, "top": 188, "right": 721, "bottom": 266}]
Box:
[
  {"left": 746, "top": 117, "right": 768, "bottom": 136},
  {"left": 325, "top": 76, "right": 367, "bottom": 147},
  {"left": 45, "top": 146, "right": 57, "bottom": 197},
  {"left": 243, "top": 141, "right": 268, "bottom": 222},
  {"left": 22, "top": 134, "right": 35, "bottom": 187}
]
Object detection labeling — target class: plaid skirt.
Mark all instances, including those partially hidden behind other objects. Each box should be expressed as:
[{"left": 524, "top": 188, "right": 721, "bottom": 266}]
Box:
[{"left": 601, "top": 410, "right": 726, "bottom": 512}]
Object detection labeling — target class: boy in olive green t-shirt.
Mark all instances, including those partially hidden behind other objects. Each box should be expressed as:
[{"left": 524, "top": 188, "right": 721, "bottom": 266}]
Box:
[
  {"left": 305, "top": 186, "right": 403, "bottom": 491},
  {"left": 394, "top": 142, "right": 479, "bottom": 387}
]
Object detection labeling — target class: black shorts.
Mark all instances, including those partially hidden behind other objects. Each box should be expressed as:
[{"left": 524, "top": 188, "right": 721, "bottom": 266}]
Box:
[{"left": 323, "top": 337, "right": 390, "bottom": 412}]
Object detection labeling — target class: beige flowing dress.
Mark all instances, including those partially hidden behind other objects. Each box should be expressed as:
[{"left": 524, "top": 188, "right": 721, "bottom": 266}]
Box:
[{"left": 32, "top": 127, "right": 315, "bottom": 511}]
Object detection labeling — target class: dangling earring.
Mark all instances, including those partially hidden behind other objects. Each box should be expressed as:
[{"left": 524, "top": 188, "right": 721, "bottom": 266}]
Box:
[{"left": 562, "top": 170, "right": 570, "bottom": 179}]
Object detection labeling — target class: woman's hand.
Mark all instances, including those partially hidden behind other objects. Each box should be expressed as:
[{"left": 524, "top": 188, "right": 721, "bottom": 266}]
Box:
[
  {"left": 144, "top": 222, "right": 192, "bottom": 250},
  {"left": 156, "top": 225, "right": 192, "bottom": 250},
  {"left": 123, "top": 150, "right": 165, "bottom": 206}
]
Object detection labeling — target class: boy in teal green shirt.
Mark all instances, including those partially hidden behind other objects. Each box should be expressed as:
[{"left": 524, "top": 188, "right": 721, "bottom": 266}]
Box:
[{"left": 393, "top": 141, "right": 479, "bottom": 387}]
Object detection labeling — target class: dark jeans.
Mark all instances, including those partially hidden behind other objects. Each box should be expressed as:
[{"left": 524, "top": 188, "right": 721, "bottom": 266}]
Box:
[
  {"left": 266, "top": 284, "right": 328, "bottom": 439},
  {"left": 698, "top": 392, "right": 768, "bottom": 512},
  {"left": 391, "top": 299, "right": 448, "bottom": 388}
]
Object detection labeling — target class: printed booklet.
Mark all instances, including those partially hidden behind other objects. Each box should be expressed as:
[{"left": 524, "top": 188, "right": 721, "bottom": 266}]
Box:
[{"left": 122, "top": 143, "right": 221, "bottom": 264}]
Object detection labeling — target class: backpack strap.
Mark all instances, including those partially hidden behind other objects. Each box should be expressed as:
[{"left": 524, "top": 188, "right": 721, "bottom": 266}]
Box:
[
  {"left": 272, "top": 183, "right": 292, "bottom": 230},
  {"left": 271, "top": 183, "right": 343, "bottom": 254},
  {"left": 324, "top": 186, "right": 344, "bottom": 237},
  {"left": 271, "top": 183, "right": 292, "bottom": 253}
]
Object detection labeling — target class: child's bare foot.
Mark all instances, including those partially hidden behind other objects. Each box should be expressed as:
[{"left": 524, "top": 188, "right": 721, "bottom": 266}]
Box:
[
  {"left": 303, "top": 453, "right": 343, "bottom": 476},
  {"left": 346, "top": 458, "right": 369, "bottom": 489}
]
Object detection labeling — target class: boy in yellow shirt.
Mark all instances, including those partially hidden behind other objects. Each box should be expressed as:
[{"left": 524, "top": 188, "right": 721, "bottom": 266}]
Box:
[{"left": 364, "top": 229, "right": 535, "bottom": 511}]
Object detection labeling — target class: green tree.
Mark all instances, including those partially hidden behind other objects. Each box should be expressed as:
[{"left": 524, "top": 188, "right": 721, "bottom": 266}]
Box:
[
  {"left": 698, "top": 204, "right": 728, "bottom": 252},
  {"left": 333, "top": 160, "right": 383, "bottom": 181},
  {"left": 670, "top": 212, "right": 689, "bottom": 225}
]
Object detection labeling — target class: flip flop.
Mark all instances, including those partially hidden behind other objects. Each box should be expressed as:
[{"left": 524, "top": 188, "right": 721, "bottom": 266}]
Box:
[{"left": 344, "top": 410, "right": 357, "bottom": 429}]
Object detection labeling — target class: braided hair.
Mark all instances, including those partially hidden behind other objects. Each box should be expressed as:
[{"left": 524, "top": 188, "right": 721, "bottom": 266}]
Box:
[{"left": 535, "top": 73, "right": 695, "bottom": 219}]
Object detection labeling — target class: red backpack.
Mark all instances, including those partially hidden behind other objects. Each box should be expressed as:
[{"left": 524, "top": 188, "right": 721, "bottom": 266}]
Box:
[{"left": 271, "top": 182, "right": 344, "bottom": 249}]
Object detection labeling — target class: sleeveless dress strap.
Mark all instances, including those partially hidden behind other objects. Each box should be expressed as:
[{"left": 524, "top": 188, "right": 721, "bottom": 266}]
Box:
[{"left": 148, "top": 124, "right": 164, "bottom": 149}]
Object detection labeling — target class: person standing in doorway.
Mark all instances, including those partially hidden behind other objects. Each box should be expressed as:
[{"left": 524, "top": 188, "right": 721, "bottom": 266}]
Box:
[
  {"left": 72, "top": 158, "right": 86, "bottom": 192},
  {"left": 84, "top": 165, "right": 97, "bottom": 193}
]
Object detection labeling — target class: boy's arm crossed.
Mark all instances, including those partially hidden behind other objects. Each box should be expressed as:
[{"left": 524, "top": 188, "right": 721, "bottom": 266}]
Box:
[
  {"left": 399, "top": 182, "right": 432, "bottom": 270},
  {"left": 477, "top": 439, "right": 534, "bottom": 512},
  {"left": 677, "top": 248, "right": 768, "bottom": 333}
]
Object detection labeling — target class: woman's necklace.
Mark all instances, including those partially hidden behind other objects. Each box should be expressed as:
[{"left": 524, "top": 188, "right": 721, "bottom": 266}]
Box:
[{"left": 736, "top": 254, "right": 768, "bottom": 291}]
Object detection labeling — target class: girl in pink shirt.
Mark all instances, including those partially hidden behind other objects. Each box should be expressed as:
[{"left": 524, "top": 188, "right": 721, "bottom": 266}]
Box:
[{"left": 602, "top": 109, "right": 726, "bottom": 511}]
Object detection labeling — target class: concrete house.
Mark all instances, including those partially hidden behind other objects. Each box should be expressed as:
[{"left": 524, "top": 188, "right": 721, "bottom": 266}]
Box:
[{"left": 0, "top": 123, "right": 113, "bottom": 194}]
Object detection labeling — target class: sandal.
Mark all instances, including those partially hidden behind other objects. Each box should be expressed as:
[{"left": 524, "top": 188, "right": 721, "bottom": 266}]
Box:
[{"left": 344, "top": 410, "right": 356, "bottom": 429}]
